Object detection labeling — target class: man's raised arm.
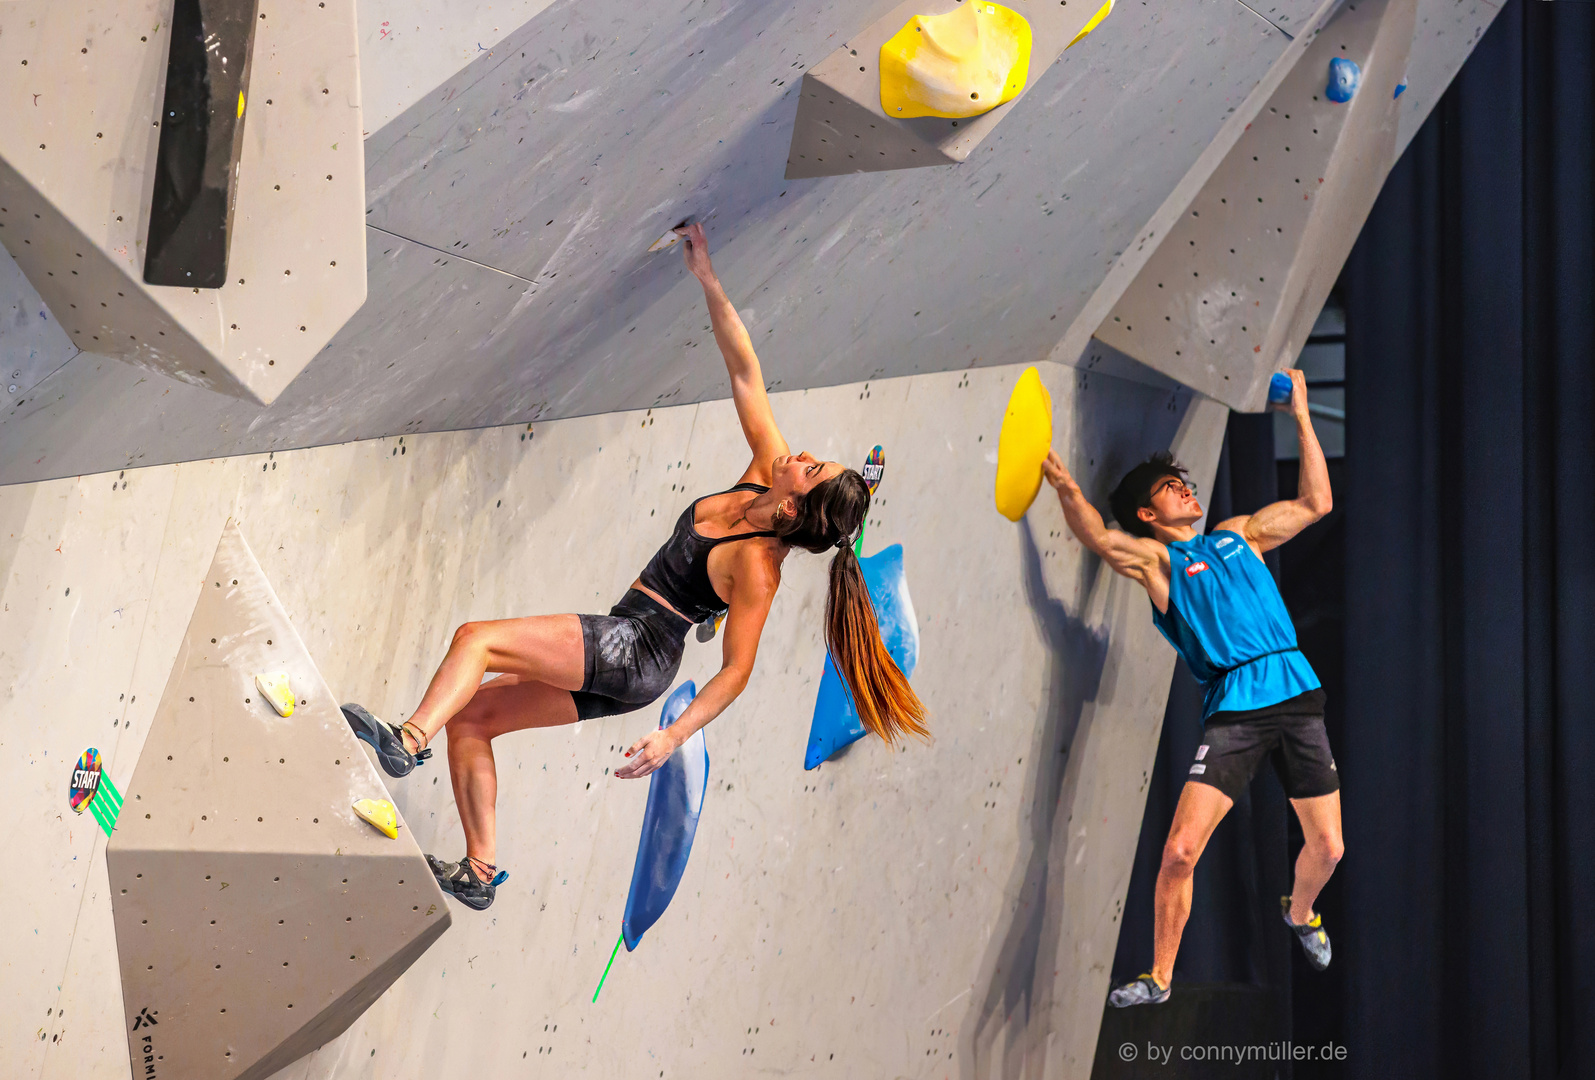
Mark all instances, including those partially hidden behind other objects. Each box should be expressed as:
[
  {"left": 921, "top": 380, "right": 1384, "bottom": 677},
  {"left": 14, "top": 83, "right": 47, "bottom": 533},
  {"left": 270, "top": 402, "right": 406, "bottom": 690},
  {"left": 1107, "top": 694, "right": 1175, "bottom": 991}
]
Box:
[
  {"left": 1042, "top": 451, "right": 1158, "bottom": 580},
  {"left": 1217, "top": 369, "right": 1333, "bottom": 553}
]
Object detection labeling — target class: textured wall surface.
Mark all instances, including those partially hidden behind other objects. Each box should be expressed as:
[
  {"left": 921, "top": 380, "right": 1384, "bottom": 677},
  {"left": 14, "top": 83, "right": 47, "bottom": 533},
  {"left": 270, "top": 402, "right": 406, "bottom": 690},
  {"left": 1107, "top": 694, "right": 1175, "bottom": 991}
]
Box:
[
  {"left": 1, "top": 359, "right": 1224, "bottom": 1078},
  {"left": 0, "top": 0, "right": 1379, "bottom": 487}
]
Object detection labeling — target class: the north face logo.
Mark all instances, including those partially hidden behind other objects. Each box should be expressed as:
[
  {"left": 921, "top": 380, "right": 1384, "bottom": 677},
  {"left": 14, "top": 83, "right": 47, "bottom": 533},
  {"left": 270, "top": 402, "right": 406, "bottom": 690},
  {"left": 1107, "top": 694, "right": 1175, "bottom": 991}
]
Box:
[
  {"left": 132, "top": 1006, "right": 158, "bottom": 1030},
  {"left": 1185, "top": 561, "right": 1210, "bottom": 576}
]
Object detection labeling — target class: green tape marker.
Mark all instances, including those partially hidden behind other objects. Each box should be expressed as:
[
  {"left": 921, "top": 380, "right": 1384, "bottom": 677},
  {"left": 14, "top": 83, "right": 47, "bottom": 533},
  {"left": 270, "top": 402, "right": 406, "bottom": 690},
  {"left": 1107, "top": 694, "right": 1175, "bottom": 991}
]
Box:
[
  {"left": 592, "top": 931, "right": 624, "bottom": 1003},
  {"left": 92, "top": 773, "right": 124, "bottom": 837}
]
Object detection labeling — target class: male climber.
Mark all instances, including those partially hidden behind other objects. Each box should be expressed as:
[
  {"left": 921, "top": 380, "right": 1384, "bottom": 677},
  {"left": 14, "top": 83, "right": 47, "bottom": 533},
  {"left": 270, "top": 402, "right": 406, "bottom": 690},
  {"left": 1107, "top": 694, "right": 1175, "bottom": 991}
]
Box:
[{"left": 1041, "top": 369, "right": 1340, "bottom": 1007}]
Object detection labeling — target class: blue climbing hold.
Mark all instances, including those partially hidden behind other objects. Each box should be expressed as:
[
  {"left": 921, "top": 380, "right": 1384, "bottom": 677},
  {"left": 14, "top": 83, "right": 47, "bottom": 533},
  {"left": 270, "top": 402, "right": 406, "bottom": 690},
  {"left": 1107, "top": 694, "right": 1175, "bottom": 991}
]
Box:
[
  {"left": 1327, "top": 57, "right": 1361, "bottom": 103},
  {"left": 1394, "top": 76, "right": 1408, "bottom": 99},
  {"left": 621, "top": 681, "right": 708, "bottom": 951},
  {"left": 803, "top": 543, "right": 920, "bottom": 770},
  {"left": 1268, "top": 371, "right": 1294, "bottom": 406}
]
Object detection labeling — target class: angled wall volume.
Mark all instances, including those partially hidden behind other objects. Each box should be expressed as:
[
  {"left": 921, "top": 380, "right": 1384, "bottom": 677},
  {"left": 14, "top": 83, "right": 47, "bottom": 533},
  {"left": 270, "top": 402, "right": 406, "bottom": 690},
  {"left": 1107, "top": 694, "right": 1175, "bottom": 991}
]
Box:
[
  {"left": 1094, "top": 0, "right": 1418, "bottom": 410},
  {"left": 143, "top": 0, "right": 263, "bottom": 288},
  {"left": 786, "top": 0, "right": 1117, "bottom": 179},
  {"left": 0, "top": 0, "right": 365, "bottom": 405},
  {"left": 106, "top": 522, "right": 450, "bottom": 1080}
]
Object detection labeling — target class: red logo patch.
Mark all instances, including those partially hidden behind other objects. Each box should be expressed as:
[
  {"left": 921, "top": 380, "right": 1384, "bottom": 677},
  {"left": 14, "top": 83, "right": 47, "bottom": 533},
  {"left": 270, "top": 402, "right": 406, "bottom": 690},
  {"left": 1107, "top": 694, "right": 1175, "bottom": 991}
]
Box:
[{"left": 1185, "top": 561, "right": 1210, "bottom": 577}]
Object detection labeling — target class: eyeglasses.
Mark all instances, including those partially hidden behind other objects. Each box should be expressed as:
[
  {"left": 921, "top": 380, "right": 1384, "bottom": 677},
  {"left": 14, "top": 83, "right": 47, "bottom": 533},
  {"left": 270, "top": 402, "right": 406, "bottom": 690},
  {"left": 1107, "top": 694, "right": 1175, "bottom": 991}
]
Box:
[{"left": 1151, "top": 477, "right": 1197, "bottom": 499}]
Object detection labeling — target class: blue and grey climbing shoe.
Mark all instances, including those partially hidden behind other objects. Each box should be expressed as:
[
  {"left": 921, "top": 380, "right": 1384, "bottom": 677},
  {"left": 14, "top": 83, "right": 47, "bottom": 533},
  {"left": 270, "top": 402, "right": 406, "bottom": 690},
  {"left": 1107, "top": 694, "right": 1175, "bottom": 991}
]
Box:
[
  {"left": 1281, "top": 896, "right": 1332, "bottom": 970},
  {"left": 1108, "top": 973, "right": 1171, "bottom": 1008},
  {"left": 341, "top": 703, "right": 431, "bottom": 778},
  {"left": 427, "top": 854, "right": 505, "bottom": 912}
]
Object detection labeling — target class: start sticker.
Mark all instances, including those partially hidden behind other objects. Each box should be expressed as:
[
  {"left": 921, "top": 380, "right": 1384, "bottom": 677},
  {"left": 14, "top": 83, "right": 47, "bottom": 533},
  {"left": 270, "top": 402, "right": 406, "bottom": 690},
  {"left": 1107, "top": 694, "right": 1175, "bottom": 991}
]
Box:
[
  {"left": 862, "top": 445, "right": 886, "bottom": 493},
  {"left": 69, "top": 747, "right": 123, "bottom": 837},
  {"left": 69, "top": 748, "right": 103, "bottom": 813}
]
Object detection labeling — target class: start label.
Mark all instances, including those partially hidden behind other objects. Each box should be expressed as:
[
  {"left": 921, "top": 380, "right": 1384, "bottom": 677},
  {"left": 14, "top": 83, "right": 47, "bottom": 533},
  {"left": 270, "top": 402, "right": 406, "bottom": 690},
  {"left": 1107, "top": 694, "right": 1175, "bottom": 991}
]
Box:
[
  {"left": 69, "top": 748, "right": 103, "bottom": 813},
  {"left": 68, "top": 747, "right": 123, "bottom": 837}
]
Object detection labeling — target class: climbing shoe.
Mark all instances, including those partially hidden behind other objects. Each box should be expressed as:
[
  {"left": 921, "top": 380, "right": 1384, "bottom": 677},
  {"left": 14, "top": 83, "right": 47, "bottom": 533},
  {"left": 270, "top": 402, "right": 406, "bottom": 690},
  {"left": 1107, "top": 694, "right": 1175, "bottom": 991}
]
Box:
[
  {"left": 341, "top": 703, "right": 431, "bottom": 779},
  {"left": 1108, "top": 973, "right": 1171, "bottom": 1007},
  {"left": 428, "top": 854, "right": 505, "bottom": 912},
  {"left": 1281, "top": 896, "right": 1333, "bottom": 971}
]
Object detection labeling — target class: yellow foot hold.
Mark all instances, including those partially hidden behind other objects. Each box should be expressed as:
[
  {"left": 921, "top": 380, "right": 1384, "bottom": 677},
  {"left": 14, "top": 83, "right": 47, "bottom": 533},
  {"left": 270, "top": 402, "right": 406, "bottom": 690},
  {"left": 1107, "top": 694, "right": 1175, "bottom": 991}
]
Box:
[
  {"left": 253, "top": 672, "right": 296, "bottom": 717},
  {"left": 353, "top": 798, "right": 400, "bottom": 839},
  {"left": 994, "top": 366, "right": 1053, "bottom": 521},
  {"left": 880, "top": 2, "right": 1032, "bottom": 119}
]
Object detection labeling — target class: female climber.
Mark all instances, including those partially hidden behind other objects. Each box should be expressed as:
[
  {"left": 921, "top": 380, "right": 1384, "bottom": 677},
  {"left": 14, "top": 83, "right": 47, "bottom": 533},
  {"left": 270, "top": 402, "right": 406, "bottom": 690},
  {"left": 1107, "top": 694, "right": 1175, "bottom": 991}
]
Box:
[{"left": 342, "top": 222, "right": 927, "bottom": 910}]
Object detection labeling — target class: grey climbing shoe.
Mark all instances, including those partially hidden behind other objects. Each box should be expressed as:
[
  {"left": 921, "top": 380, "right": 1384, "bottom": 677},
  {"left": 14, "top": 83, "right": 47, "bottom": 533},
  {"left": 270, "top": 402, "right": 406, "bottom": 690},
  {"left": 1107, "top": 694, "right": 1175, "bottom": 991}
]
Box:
[
  {"left": 1281, "top": 896, "right": 1332, "bottom": 971},
  {"left": 1109, "top": 973, "right": 1171, "bottom": 1007},
  {"left": 342, "top": 703, "right": 431, "bottom": 779},
  {"left": 428, "top": 854, "right": 504, "bottom": 912}
]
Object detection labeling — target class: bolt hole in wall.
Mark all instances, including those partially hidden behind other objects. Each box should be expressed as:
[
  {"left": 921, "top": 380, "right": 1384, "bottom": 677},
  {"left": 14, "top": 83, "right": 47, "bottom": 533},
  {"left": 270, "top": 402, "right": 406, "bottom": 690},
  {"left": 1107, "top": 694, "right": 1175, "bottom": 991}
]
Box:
[{"left": 1276, "top": 296, "right": 1345, "bottom": 460}]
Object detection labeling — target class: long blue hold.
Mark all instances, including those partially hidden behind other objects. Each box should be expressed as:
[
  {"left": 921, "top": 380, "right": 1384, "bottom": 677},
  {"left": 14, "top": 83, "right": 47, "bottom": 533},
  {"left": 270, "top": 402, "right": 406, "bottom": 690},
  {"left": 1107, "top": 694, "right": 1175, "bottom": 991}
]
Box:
[
  {"left": 804, "top": 543, "right": 920, "bottom": 770},
  {"left": 622, "top": 681, "right": 709, "bottom": 952}
]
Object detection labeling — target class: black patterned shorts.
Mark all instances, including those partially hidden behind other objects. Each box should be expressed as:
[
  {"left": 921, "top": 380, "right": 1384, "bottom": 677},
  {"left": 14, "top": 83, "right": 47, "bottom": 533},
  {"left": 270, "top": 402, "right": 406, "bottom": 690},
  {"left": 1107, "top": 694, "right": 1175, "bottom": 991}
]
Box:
[{"left": 570, "top": 589, "right": 691, "bottom": 721}]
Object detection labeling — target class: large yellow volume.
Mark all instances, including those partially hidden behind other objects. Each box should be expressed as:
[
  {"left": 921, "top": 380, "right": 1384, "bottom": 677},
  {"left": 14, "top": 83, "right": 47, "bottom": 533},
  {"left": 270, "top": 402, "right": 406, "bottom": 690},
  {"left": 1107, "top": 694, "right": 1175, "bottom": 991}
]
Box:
[
  {"left": 994, "top": 367, "right": 1053, "bottom": 521},
  {"left": 880, "top": 2, "right": 1032, "bottom": 120},
  {"left": 1066, "top": 0, "right": 1116, "bottom": 49}
]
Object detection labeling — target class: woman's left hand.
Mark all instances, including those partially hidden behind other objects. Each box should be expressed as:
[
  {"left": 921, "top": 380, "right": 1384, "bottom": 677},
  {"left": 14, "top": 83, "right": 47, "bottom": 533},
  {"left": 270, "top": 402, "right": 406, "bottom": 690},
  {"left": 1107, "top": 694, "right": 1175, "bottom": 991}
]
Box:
[
  {"left": 615, "top": 728, "right": 679, "bottom": 779},
  {"left": 677, "top": 222, "right": 716, "bottom": 285}
]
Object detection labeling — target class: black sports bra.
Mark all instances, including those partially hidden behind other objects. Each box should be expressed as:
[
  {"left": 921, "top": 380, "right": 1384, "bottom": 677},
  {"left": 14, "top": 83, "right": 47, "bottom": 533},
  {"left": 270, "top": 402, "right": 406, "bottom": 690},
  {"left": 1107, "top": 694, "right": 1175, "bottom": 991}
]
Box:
[{"left": 637, "top": 484, "right": 777, "bottom": 624}]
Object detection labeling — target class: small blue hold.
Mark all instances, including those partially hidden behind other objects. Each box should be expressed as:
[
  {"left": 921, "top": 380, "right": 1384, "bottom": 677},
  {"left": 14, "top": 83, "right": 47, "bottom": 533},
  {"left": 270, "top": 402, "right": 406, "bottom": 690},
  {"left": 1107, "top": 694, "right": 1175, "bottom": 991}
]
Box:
[
  {"left": 1394, "top": 77, "right": 1408, "bottom": 99},
  {"left": 1268, "top": 371, "right": 1294, "bottom": 406},
  {"left": 1327, "top": 57, "right": 1361, "bottom": 103}
]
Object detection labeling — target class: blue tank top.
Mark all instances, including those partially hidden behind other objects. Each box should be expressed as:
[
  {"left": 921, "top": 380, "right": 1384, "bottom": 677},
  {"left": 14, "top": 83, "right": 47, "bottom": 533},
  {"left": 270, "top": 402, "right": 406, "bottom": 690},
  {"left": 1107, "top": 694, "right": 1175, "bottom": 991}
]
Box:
[{"left": 1151, "top": 530, "right": 1320, "bottom": 721}]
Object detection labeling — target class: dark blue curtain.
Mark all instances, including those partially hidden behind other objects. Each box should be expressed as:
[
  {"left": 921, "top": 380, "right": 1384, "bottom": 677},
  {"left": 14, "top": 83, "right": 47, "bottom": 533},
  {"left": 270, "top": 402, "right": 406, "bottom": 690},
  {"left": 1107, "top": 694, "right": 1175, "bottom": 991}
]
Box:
[
  {"left": 1107, "top": 1, "right": 1594, "bottom": 1076},
  {"left": 1339, "top": 0, "right": 1595, "bottom": 1077}
]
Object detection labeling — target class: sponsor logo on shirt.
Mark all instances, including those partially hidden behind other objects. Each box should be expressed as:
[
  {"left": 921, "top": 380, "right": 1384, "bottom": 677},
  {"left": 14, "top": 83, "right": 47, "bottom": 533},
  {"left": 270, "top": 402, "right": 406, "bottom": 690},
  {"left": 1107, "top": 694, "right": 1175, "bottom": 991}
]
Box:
[
  {"left": 1215, "top": 536, "right": 1234, "bottom": 548},
  {"left": 1185, "top": 561, "right": 1210, "bottom": 576}
]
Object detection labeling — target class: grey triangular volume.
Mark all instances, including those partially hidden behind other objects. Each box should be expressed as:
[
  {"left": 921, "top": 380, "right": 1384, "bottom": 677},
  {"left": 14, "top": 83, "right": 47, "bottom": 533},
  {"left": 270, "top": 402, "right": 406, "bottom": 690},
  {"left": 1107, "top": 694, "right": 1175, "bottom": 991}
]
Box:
[
  {"left": 786, "top": 72, "right": 958, "bottom": 179},
  {"left": 107, "top": 521, "right": 450, "bottom": 1080}
]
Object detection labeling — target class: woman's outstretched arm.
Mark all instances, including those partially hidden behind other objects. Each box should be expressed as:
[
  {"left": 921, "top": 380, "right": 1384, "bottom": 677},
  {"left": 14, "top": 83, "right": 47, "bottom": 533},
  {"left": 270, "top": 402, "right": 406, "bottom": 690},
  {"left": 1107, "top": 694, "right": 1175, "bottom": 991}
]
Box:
[
  {"left": 677, "top": 223, "right": 788, "bottom": 482},
  {"left": 614, "top": 549, "right": 778, "bottom": 779}
]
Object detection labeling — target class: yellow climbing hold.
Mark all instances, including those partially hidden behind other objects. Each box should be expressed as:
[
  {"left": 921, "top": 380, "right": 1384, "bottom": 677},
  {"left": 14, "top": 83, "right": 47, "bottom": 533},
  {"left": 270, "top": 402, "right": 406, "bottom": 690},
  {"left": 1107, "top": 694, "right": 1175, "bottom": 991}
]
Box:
[
  {"left": 1066, "top": 0, "right": 1115, "bottom": 49},
  {"left": 353, "top": 798, "right": 400, "bottom": 839},
  {"left": 253, "top": 672, "right": 295, "bottom": 717},
  {"left": 880, "top": 2, "right": 1032, "bottom": 120},
  {"left": 994, "top": 367, "right": 1053, "bottom": 521},
  {"left": 237, "top": 90, "right": 246, "bottom": 119}
]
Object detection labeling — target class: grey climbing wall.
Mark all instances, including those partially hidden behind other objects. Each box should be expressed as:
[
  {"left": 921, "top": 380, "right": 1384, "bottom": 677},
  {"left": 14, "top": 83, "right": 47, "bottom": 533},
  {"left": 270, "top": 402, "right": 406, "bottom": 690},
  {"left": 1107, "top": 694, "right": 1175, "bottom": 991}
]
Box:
[
  {"left": 0, "top": 0, "right": 1500, "bottom": 486},
  {"left": 4, "top": 357, "right": 1225, "bottom": 1078},
  {"left": 1094, "top": 0, "right": 1417, "bottom": 410},
  {"left": 106, "top": 522, "right": 450, "bottom": 1080}
]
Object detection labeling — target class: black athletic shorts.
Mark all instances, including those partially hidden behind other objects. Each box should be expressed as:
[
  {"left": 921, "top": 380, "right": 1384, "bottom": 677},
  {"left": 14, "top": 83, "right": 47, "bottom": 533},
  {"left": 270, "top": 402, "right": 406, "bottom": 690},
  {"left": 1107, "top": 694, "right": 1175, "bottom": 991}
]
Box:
[
  {"left": 1186, "top": 688, "right": 1339, "bottom": 803},
  {"left": 570, "top": 589, "right": 691, "bottom": 721}
]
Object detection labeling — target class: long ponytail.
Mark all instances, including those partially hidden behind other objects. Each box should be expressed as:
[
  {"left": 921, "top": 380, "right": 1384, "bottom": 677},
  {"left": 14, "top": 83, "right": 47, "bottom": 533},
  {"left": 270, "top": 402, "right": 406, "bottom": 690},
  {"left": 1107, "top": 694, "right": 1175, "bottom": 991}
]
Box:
[
  {"left": 775, "top": 467, "right": 929, "bottom": 745},
  {"left": 825, "top": 545, "right": 929, "bottom": 744}
]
